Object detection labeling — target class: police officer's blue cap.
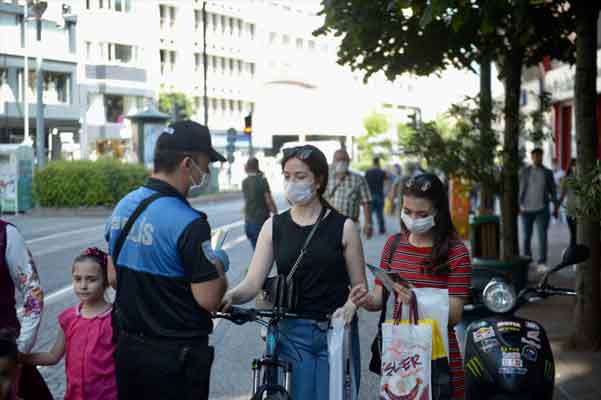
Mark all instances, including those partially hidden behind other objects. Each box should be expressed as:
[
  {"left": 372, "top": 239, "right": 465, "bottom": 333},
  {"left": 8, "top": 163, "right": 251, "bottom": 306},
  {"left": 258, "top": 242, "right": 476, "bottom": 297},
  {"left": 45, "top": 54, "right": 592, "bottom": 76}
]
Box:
[{"left": 156, "top": 120, "right": 226, "bottom": 162}]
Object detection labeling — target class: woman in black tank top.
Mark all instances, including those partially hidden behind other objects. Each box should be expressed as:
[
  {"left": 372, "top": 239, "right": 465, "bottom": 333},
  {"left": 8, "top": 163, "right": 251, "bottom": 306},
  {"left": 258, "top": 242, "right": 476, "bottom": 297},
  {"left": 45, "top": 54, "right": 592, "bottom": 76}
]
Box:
[{"left": 223, "top": 145, "right": 370, "bottom": 399}]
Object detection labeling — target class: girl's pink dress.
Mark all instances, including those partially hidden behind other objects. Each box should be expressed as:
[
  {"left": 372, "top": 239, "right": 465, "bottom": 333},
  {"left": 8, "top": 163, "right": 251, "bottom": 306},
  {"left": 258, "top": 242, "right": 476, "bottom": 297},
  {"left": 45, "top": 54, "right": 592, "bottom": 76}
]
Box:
[{"left": 58, "top": 304, "right": 117, "bottom": 400}]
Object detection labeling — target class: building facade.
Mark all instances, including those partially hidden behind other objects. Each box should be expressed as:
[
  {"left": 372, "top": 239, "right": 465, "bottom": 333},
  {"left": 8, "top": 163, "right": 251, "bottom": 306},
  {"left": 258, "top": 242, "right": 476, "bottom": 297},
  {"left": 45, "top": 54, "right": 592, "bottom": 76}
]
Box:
[{"left": 0, "top": 0, "right": 79, "bottom": 158}]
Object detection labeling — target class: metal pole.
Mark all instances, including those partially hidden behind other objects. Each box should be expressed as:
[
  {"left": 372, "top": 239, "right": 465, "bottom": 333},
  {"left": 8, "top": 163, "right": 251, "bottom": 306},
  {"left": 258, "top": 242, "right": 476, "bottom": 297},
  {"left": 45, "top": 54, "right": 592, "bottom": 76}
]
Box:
[
  {"left": 22, "top": 4, "right": 30, "bottom": 145},
  {"left": 202, "top": 1, "right": 208, "bottom": 127},
  {"left": 35, "top": 21, "right": 44, "bottom": 168}
]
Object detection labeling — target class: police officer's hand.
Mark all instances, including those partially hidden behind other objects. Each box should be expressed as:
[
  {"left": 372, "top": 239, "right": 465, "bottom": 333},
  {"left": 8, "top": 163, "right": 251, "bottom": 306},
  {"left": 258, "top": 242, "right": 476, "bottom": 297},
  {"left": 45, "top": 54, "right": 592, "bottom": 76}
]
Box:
[{"left": 219, "top": 291, "right": 233, "bottom": 312}]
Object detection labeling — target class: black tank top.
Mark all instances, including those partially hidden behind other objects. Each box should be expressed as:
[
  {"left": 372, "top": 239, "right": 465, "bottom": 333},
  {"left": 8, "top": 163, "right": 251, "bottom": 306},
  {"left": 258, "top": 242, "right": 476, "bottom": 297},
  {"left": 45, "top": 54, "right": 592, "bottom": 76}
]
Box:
[{"left": 273, "top": 208, "right": 350, "bottom": 314}]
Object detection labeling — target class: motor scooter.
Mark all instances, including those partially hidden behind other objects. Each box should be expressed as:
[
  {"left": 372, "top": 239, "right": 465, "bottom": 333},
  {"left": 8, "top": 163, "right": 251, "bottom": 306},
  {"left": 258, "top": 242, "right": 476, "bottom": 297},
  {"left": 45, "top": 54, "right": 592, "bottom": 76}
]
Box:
[{"left": 454, "top": 244, "right": 590, "bottom": 400}]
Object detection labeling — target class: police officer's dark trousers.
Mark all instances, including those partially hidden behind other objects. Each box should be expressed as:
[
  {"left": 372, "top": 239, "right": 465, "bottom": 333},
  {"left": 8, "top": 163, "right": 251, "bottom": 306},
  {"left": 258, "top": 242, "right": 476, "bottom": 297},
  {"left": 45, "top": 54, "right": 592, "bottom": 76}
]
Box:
[{"left": 115, "top": 332, "right": 214, "bottom": 400}]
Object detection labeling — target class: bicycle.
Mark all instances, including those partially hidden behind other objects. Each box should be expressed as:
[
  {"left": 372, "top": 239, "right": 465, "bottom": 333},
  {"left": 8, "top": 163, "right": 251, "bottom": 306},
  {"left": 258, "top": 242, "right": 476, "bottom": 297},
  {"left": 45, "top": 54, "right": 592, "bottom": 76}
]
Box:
[{"left": 214, "top": 306, "right": 329, "bottom": 400}]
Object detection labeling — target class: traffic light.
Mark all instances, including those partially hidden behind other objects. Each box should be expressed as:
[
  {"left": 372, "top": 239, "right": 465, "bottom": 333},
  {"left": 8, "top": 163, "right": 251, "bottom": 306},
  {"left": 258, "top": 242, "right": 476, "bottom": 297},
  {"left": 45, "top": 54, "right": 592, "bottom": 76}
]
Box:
[{"left": 244, "top": 114, "right": 252, "bottom": 135}]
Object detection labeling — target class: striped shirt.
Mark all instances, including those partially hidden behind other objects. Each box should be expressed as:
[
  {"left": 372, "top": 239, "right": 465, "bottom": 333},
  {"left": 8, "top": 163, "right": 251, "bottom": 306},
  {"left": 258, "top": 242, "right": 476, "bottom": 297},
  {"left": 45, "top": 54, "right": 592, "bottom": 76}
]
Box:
[{"left": 376, "top": 233, "right": 472, "bottom": 400}]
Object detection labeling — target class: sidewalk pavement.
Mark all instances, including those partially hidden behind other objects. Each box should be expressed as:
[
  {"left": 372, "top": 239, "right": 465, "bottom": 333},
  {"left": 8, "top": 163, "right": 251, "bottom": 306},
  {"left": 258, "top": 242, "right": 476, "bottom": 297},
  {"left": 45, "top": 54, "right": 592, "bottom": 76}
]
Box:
[{"left": 515, "top": 220, "right": 601, "bottom": 400}]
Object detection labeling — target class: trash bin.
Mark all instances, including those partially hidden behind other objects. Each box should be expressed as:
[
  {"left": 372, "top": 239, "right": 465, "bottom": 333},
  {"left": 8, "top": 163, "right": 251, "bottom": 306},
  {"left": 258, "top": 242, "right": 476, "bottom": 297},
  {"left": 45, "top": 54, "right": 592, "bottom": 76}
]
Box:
[
  {"left": 472, "top": 256, "right": 531, "bottom": 294},
  {"left": 469, "top": 215, "right": 500, "bottom": 259}
]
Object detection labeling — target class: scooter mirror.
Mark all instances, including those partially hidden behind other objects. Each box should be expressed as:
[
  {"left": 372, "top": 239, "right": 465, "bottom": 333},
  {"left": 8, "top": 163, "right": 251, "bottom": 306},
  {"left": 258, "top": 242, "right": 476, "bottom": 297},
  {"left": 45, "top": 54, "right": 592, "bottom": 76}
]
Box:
[{"left": 561, "top": 244, "right": 590, "bottom": 267}]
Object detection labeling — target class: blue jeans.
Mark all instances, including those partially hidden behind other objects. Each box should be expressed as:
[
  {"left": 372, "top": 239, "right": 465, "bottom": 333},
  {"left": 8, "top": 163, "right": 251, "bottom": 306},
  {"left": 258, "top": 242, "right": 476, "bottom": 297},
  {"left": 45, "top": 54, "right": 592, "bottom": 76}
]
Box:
[
  {"left": 277, "top": 318, "right": 360, "bottom": 400},
  {"left": 521, "top": 207, "right": 550, "bottom": 263},
  {"left": 245, "top": 222, "right": 262, "bottom": 250},
  {"left": 371, "top": 193, "right": 386, "bottom": 233}
]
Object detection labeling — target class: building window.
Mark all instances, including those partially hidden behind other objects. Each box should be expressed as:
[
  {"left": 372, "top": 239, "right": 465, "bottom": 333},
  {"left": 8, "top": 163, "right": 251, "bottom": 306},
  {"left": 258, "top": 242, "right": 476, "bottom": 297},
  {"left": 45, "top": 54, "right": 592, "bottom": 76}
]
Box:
[
  {"left": 105, "top": 94, "right": 125, "bottom": 123},
  {"left": 220, "top": 99, "right": 226, "bottom": 111},
  {"left": 282, "top": 34, "right": 290, "bottom": 45},
  {"left": 237, "top": 59, "right": 242, "bottom": 74},
  {"left": 308, "top": 40, "right": 315, "bottom": 50},
  {"left": 228, "top": 17, "right": 234, "bottom": 34},
  {"left": 85, "top": 41, "right": 92, "bottom": 60},
  {"left": 169, "top": 51, "right": 176, "bottom": 70},
  {"left": 211, "top": 98, "right": 217, "bottom": 111},
  {"left": 98, "top": 0, "right": 104, "bottom": 8},
  {"left": 159, "top": 5, "right": 165, "bottom": 29},
  {"left": 296, "top": 38, "right": 303, "bottom": 49},
  {"left": 228, "top": 58, "right": 234, "bottom": 74},
  {"left": 220, "top": 57, "right": 226, "bottom": 73},
  {"left": 109, "top": 43, "right": 134, "bottom": 64},
  {"left": 194, "top": 10, "right": 201, "bottom": 30},
  {"left": 86, "top": 0, "right": 91, "bottom": 9},
  {"left": 169, "top": 6, "right": 176, "bottom": 28},
  {"left": 269, "top": 32, "right": 276, "bottom": 44},
  {"left": 249, "top": 23, "right": 255, "bottom": 39},
  {"left": 160, "top": 49, "right": 166, "bottom": 74},
  {"left": 220, "top": 15, "right": 226, "bottom": 33},
  {"left": 17, "top": 70, "right": 71, "bottom": 105},
  {"left": 237, "top": 19, "right": 242, "bottom": 35},
  {"left": 250, "top": 63, "right": 255, "bottom": 78},
  {"left": 228, "top": 99, "right": 234, "bottom": 112},
  {"left": 194, "top": 53, "right": 202, "bottom": 71},
  {"left": 211, "top": 13, "right": 218, "bottom": 31}
]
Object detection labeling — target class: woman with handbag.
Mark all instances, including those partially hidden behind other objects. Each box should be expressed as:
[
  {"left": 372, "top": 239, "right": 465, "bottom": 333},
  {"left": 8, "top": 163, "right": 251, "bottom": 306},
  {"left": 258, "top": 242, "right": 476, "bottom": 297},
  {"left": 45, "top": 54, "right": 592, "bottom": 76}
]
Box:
[
  {"left": 221, "top": 145, "right": 369, "bottom": 400},
  {"left": 359, "top": 173, "right": 472, "bottom": 400}
]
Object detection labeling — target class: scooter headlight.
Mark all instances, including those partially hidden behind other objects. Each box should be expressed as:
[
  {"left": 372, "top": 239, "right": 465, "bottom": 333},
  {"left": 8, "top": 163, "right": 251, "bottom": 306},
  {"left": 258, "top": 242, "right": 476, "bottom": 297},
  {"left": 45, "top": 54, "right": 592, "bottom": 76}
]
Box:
[{"left": 482, "top": 279, "right": 516, "bottom": 313}]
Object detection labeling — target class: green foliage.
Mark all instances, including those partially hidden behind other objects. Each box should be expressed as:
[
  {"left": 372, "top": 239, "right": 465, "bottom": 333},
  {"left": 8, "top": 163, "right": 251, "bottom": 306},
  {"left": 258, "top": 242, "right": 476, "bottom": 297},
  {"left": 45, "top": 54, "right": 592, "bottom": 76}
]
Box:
[
  {"left": 158, "top": 92, "right": 195, "bottom": 122},
  {"left": 567, "top": 161, "right": 601, "bottom": 221},
  {"left": 33, "top": 160, "right": 148, "bottom": 207},
  {"left": 357, "top": 112, "right": 392, "bottom": 164},
  {"left": 399, "top": 96, "right": 501, "bottom": 192}
]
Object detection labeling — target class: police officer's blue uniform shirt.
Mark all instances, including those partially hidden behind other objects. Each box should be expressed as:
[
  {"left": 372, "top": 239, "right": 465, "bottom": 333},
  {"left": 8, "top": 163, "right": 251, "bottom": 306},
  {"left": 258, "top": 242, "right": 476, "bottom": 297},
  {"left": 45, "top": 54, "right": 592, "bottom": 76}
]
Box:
[{"left": 106, "top": 178, "right": 218, "bottom": 340}]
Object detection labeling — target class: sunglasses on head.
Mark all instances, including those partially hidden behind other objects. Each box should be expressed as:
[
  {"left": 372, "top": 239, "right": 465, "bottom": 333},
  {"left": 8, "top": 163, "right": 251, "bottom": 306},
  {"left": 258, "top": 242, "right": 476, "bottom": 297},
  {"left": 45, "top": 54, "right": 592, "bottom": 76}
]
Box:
[
  {"left": 405, "top": 174, "right": 434, "bottom": 192},
  {"left": 282, "top": 146, "right": 314, "bottom": 160}
]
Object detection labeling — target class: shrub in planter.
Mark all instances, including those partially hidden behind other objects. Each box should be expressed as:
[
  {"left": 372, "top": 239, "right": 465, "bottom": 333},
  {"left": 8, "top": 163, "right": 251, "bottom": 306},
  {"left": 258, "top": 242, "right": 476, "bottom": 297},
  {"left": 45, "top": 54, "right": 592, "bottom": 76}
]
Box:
[{"left": 33, "top": 160, "right": 148, "bottom": 207}]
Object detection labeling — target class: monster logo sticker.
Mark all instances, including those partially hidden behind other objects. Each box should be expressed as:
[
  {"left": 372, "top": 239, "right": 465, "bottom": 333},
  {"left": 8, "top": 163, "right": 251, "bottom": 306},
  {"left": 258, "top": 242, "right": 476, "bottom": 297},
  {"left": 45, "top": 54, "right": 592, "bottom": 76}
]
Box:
[
  {"left": 466, "top": 357, "right": 484, "bottom": 377},
  {"left": 544, "top": 360, "right": 554, "bottom": 381}
]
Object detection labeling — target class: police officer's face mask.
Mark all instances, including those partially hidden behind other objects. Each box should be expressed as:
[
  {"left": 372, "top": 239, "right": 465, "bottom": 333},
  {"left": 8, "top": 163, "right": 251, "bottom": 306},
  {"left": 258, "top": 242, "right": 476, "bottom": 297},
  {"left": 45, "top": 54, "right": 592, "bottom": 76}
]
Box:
[{"left": 188, "top": 159, "right": 210, "bottom": 198}]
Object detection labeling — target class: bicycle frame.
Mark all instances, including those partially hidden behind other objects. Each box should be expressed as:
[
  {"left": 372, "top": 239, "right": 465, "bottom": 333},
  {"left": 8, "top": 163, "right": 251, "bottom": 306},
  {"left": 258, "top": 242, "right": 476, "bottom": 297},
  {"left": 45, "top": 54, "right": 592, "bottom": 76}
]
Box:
[{"left": 251, "top": 317, "right": 293, "bottom": 396}]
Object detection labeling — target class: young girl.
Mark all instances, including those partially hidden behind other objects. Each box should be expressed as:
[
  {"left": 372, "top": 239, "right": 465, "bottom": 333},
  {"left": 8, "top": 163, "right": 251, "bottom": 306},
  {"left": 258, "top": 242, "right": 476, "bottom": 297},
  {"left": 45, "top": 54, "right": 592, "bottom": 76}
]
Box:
[
  {"left": 21, "top": 248, "right": 116, "bottom": 400},
  {"left": 360, "top": 173, "right": 472, "bottom": 400}
]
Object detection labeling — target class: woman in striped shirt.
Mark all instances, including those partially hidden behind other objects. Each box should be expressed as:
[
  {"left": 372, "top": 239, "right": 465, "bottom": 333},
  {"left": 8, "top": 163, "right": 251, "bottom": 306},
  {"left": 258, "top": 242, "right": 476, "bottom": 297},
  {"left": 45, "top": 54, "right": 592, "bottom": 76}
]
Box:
[{"left": 359, "top": 173, "right": 472, "bottom": 399}]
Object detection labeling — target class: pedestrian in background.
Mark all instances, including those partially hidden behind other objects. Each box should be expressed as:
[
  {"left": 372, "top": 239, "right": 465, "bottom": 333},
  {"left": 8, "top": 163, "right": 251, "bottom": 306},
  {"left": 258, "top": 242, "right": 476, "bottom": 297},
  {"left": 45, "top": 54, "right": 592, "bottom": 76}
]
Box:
[
  {"left": 559, "top": 158, "right": 578, "bottom": 247},
  {"left": 552, "top": 158, "right": 566, "bottom": 224},
  {"left": 106, "top": 121, "right": 228, "bottom": 400},
  {"left": 222, "top": 145, "right": 369, "bottom": 399},
  {"left": 519, "top": 148, "right": 559, "bottom": 270},
  {"left": 22, "top": 248, "right": 116, "bottom": 400},
  {"left": 365, "top": 157, "right": 388, "bottom": 234},
  {"left": 0, "top": 219, "right": 50, "bottom": 400},
  {"left": 325, "top": 148, "right": 374, "bottom": 238},
  {"left": 242, "top": 157, "right": 278, "bottom": 250},
  {"left": 386, "top": 160, "right": 423, "bottom": 217}
]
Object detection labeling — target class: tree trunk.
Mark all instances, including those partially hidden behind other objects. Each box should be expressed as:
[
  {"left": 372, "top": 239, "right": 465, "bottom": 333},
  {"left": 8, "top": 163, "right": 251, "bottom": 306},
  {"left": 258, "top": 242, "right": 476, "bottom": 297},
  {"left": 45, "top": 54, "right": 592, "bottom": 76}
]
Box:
[
  {"left": 570, "top": 2, "right": 601, "bottom": 350},
  {"left": 500, "top": 46, "right": 524, "bottom": 261},
  {"left": 479, "top": 59, "right": 495, "bottom": 214}
]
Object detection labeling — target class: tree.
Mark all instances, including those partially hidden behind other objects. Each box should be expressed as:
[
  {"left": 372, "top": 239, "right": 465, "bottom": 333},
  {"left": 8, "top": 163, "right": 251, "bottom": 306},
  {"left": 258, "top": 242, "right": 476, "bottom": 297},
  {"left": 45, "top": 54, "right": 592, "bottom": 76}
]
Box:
[
  {"left": 570, "top": 1, "right": 601, "bottom": 350},
  {"left": 356, "top": 112, "right": 391, "bottom": 169},
  {"left": 158, "top": 92, "right": 195, "bottom": 122},
  {"left": 316, "top": 0, "right": 575, "bottom": 260}
]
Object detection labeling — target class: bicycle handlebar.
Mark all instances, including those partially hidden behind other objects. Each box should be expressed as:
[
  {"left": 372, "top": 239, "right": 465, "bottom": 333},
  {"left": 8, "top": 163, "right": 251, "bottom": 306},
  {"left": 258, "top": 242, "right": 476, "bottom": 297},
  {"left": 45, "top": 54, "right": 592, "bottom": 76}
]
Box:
[{"left": 213, "top": 306, "right": 330, "bottom": 325}]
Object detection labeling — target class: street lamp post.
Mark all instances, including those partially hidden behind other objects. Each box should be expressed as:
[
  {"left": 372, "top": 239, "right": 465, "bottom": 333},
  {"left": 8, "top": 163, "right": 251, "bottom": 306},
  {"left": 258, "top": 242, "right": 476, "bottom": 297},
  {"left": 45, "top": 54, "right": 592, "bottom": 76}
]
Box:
[
  {"left": 30, "top": 1, "right": 47, "bottom": 168},
  {"left": 22, "top": 2, "right": 30, "bottom": 145}
]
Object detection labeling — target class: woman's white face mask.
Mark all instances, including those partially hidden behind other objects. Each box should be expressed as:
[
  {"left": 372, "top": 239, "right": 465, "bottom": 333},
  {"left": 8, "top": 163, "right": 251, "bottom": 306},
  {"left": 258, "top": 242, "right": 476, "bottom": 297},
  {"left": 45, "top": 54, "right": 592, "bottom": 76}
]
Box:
[
  {"left": 284, "top": 180, "right": 315, "bottom": 205},
  {"left": 401, "top": 211, "right": 436, "bottom": 234}
]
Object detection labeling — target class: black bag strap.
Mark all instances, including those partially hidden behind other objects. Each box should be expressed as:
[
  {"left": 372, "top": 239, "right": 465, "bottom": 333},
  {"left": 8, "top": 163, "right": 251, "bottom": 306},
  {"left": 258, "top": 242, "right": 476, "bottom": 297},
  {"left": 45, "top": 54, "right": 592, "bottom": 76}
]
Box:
[
  {"left": 377, "top": 233, "right": 402, "bottom": 327},
  {"left": 112, "top": 192, "right": 168, "bottom": 264},
  {"left": 327, "top": 173, "right": 348, "bottom": 198},
  {"left": 285, "top": 207, "right": 329, "bottom": 284}
]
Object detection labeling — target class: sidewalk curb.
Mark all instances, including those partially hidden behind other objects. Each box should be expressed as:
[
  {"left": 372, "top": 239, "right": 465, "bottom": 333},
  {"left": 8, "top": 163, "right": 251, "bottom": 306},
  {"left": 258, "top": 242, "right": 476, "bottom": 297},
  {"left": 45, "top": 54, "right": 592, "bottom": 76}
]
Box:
[{"left": 18, "top": 191, "right": 242, "bottom": 218}]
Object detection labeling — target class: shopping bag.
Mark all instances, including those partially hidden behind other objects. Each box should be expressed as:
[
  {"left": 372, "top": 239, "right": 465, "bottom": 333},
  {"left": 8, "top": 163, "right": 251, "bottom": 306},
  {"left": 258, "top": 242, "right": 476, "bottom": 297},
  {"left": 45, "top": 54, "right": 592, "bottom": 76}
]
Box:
[
  {"left": 380, "top": 295, "right": 432, "bottom": 400},
  {"left": 328, "top": 317, "right": 358, "bottom": 400},
  {"left": 387, "top": 293, "right": 453, "bottom": 400},
  {"left": 399, "top": 288, "right": 449, "bottom": 357},
  {"left": 384, "top": 197, "right": 395, "bottom": 216}
]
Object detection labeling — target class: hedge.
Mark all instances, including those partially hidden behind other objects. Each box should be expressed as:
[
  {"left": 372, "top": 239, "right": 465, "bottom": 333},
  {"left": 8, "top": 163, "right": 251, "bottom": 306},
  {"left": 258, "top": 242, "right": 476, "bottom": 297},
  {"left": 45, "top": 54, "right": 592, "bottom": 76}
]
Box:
[{"left": 33, "top": 159, "right": 148, "bottom": 207}]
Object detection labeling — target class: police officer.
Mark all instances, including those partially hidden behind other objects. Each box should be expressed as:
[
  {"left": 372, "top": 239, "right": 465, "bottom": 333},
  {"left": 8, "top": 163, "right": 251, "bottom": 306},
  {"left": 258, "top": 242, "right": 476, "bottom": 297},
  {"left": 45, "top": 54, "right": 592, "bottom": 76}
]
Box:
[{"left": 106, "top": 120, "right": 228, "bottom": 400}]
